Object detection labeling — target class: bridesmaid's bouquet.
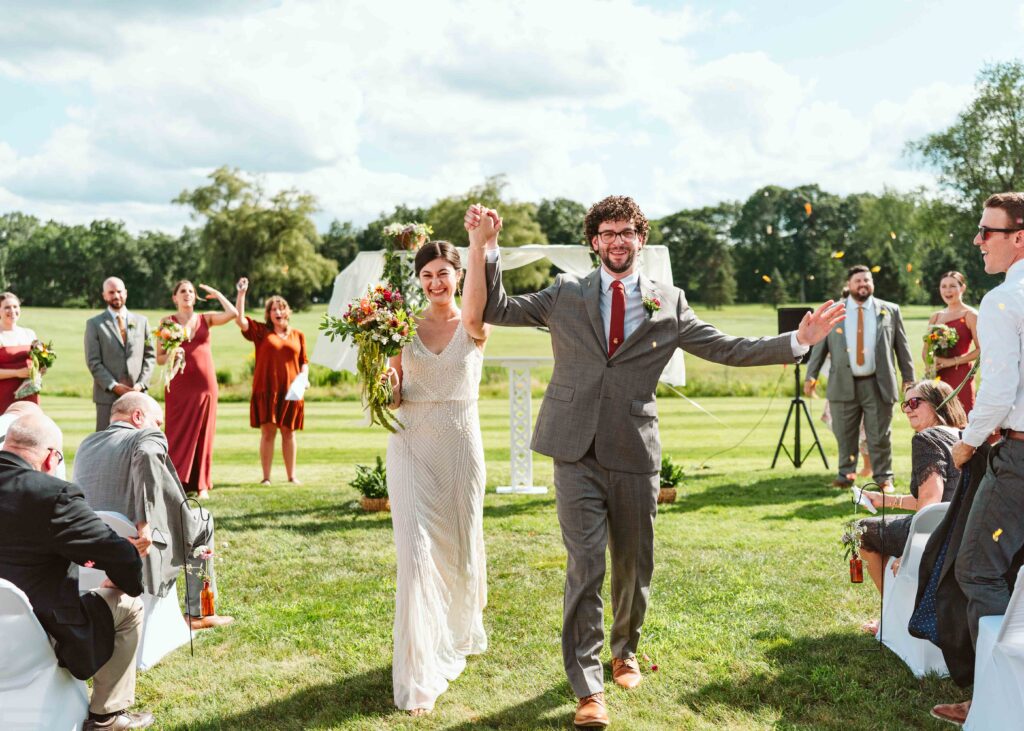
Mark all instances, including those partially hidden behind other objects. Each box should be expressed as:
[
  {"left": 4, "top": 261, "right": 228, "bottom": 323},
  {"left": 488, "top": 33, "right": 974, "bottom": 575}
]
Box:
[
  {"left": 153, "top": 319, "right": 189, "bottom": 390},
  {"left": 320, "top": 284, "right": 417, "bottom": 432},
  {"left": 923, "top": 323, "right": 959, "bottom": 378},
  {"left": 14, "top": 339, "right": 56, "bottom": 398}
]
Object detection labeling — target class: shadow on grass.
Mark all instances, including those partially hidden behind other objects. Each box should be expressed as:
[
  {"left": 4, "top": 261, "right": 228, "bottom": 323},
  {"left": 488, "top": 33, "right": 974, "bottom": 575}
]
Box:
[
  {"left": 483, "top": 496, "right": 556, "bottom": 519},
  {"left": 661, "top": 473, "right": 846, "bottom": 519},
  {"left": 217, "top": 503, "right": 393, "bottom": 533},
  {"left": 444, "top": 681, "right": 574, "bottom": 730},
  {"left": 680, "top": 631, "right": 962, "bottom": 730}
]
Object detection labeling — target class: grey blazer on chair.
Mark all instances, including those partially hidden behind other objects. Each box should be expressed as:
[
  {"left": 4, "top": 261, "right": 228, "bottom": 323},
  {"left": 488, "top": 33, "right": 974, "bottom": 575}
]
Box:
[
  {"left": 804, "top": 297, "right": 914, "bottom": 405},
  {"left": 84, "top": 311, "right": 156, "bottom": 405},
  {"left": 484, "top": 260, "right": 796, "bottom": 474}
]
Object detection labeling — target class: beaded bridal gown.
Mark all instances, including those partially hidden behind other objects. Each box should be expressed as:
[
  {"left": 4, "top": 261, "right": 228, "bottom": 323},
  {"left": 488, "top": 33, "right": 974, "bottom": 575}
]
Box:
[{"left": 387, "top": 320, "right": 488, "bottom": 711}]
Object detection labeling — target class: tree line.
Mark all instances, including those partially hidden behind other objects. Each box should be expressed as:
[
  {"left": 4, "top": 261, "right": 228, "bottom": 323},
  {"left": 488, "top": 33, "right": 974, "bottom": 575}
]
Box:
[{"left": 1, "top": 60, "right": 1022, "bottom": 310}]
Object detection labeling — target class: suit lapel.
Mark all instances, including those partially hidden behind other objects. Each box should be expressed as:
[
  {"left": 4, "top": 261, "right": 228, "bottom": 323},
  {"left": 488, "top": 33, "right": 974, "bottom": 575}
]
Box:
[
  {"left": 105, "top": 315, "right": 126, "bottom": 351},
  {"left": 583, "top": 269, "right": 606, "bottom": 353},
  {"left": 611, "top": 275, "right": 663, "bottom": 360}
]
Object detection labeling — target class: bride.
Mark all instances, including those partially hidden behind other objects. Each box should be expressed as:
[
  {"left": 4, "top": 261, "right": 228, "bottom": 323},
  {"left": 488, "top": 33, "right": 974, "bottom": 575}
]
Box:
[{"left": 384, "top": 224, "right": 496, "bottom": 715}]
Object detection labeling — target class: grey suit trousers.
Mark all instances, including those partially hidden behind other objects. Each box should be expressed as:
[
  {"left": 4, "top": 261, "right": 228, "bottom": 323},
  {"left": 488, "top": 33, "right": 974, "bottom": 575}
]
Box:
[
  {"left": 828, "top": 376, "right": 894, "bottom": 483},
  {"left": 554, "top": 447, "right": 659, "bottom": 698},
  {"left": 95, "top": 402, "right": 113, "bottom": 432}
]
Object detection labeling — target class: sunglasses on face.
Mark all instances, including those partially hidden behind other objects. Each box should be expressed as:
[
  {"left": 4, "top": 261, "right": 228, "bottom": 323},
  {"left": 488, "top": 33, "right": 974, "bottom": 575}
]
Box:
[
  {"left": 901, "top": 397, "right": 925, "bottom": 411},
  {"left": 977, "top": 225, "right": 1024, "bottom": 241}
]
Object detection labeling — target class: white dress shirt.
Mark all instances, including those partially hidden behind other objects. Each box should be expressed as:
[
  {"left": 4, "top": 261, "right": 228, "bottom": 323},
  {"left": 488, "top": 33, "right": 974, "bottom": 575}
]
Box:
[
  {"left": 845, "top": 295, "right": 877, "bottom": 377},
  {"left": 962, "top": 259, "right": 1024, "bottom": 447}
]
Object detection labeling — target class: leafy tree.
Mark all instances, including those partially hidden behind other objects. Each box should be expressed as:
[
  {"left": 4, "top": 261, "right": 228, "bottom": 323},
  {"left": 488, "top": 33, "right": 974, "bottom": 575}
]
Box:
[
  {"left": 701, "top": 240, "right": 737, "bottom": 309},
  {"left": 766, "top": 267, "right": 789, "bottom": 307},
  {"left": 536, "top": 197, "right": 586, "bottom": 247},
  {"left": 175, "top": 166, "right": 337, "bottom": 309}
]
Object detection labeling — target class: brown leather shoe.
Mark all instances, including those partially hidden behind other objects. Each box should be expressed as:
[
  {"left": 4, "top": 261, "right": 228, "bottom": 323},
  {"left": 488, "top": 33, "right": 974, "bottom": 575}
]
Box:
[
  {"left": 574, "top": 692, "right": 609, "bottom": 728},
  {"left": 831, "top": 477, "right": 854, "bottom": 488},
  {"left": 612, "top": 655, "right": 642, "bottom": 689},
  {"left": 930, "top": 700, "right": 971, "bottom": 726},
  {"left": 185, "top": 614, "right": 235, "bottom": 630},
  {"left": 83, "top": 710, "right": 155, "bottom": 730}
]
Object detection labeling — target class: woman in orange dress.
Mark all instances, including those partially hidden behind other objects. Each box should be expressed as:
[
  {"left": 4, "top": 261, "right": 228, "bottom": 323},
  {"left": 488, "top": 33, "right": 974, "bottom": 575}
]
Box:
[
  {"left": 235, "top": 278, "right": 309, "bottom": 485},
  {"left": 0, "top": 292, "right": 39, "bottom": 413},
  {"left": 155, "top": 280, "right": 238, "bottom": 499},
  {"left": 923, "top": 271, "right": 979, "bottom": 415}
]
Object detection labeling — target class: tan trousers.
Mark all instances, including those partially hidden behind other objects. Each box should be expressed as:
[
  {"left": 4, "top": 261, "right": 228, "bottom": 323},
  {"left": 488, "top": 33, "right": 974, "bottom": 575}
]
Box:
[{"left": 89, "top": 589, "right": 143, "bottom": 714}]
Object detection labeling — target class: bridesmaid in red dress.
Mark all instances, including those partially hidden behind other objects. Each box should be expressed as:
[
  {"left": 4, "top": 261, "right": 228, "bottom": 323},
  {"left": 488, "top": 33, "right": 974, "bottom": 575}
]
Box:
[
  {"left": 0, "top": 293, "right": 38, "bottom": 413},
  {"left": 924, "top": 271, "right": 980, "bottom": 415},
  {"left": 156, "top": 281, "right": 238, "bottom": 499}
]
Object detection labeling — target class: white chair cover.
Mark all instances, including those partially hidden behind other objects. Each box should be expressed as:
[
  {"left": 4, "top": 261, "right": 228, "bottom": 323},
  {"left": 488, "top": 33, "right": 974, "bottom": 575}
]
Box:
[
  {"left": 0, "top": 578, "right": 89, "bottom": 730},
  {"left": 965, "top": 565, "right": 1024, "bottom": 730},
  {"left": 311, "top": 245, "right": 686, "bottom": 386},
  {"left": 79, "top": 511, "right": 191, "bottom": 671},
  {"left": 879, "top": 502, "right": 950, "bottom": 677}
]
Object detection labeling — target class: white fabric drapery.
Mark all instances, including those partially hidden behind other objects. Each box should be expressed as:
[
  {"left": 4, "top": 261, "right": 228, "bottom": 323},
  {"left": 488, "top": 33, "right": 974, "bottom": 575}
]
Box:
[{"left": 311, "top": 245, "right": 685, "bottom": 385}]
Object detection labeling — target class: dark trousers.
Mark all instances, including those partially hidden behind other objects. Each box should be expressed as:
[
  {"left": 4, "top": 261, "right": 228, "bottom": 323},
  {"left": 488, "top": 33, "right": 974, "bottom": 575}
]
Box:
[
  {"left": 553, "top": 448, "right": 659, "bottom": 698},
  {"left": 955, "top": 439, "right": 1024, "bottom": 647}
]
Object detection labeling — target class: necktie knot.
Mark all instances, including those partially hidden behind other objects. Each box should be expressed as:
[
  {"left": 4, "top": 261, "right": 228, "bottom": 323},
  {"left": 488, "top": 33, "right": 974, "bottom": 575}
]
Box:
[{"left": 611, "top": 280, "right": 624, "bottom": 292}]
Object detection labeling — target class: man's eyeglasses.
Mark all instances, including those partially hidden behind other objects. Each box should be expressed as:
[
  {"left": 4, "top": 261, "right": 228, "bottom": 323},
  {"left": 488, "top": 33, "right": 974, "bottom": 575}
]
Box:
[
  {"left": 47, "top": 447, "right": 64, "bottom": 466},
  {"left": 597, "top": 229, "right": 638, "bottom": 244},
  {"left": 901, "top": 397, "right": 925, "bottom": 412},
  {"left": 977, "top": 225, "right": 1024, "bottom": 241}
]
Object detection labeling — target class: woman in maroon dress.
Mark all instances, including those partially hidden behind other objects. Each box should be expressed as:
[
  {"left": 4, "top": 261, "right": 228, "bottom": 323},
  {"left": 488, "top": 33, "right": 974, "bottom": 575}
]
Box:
[
  {"left": 0, "top": 292, "right": 39, "bottom": 413},
  {"left": 156, "top": 281, "right": 238, "bottom": 499},
  {"left": 234, "top": 277, "right": 308, "bottom": 485},
  {"left": 923, "top": 271, "right": 980, "bottom": 415}
]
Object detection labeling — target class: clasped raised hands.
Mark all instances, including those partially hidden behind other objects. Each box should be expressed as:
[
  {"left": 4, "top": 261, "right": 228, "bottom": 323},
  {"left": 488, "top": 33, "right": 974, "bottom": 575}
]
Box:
[{"left": 464, "top": 204, "right": 502, "bottom": 250}]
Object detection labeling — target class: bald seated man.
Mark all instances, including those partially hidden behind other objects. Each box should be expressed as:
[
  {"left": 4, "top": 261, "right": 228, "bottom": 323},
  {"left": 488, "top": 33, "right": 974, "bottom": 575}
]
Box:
[
  {"left": 84, "top": 276, "right": 156, "bottom": 431},
  {"left": 0, "top": 401, "right": 65, "bottom": 479},
  {"left": 0, "top": 413, "right": 154, "bottom": 730},
  {"left": 75, "top": 392, "right": 233, "bottom": 630}
]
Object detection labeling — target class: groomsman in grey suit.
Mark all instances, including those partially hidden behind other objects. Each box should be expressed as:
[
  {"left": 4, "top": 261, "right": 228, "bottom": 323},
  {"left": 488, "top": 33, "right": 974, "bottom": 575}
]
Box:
[
  {"left": 803, "top": 265, "right": 914, "bottom": 490},
  {"left": 84, "top": 277, "right": 156, "bottom": 431},
  {"left": 466, "top": 197, "right": 843, "bottom": 728}
]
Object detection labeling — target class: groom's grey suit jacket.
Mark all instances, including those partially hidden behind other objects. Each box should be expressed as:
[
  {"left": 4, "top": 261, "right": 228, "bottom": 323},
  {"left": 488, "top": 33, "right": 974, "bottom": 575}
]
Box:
[
  {"left": 484, "top": 260, "right": 796, "bottom": 474},
  {"left": 804, "top": 297, "right": 914, "bottom": 405},
  {"left": 84, "top": 311, "right": 156, "bottom": 406}
]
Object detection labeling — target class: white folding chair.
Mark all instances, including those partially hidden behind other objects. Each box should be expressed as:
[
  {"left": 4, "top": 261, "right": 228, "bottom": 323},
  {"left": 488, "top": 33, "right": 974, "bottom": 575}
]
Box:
[
  {"left": 0, "top": 578, "right": 89, "bottom": 731},
  {"left": 879, "top": 501, "right": 950, "bottom": 677},
  {"left": 965, "top": 565, "right": 1024, "bottom": 730},
  {"left": 79, "top": 511, "right": 191, "bottom": 671}
]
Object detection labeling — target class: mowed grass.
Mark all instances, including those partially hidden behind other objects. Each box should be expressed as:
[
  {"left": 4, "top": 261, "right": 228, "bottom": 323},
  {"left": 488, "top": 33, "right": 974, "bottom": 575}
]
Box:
[{"left": 46, "top": 384, "right": 963, "bottom": 730}]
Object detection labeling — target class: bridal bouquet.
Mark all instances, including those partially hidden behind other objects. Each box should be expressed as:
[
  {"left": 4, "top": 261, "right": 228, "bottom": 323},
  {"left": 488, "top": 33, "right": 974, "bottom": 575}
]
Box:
[
  {"left": 153, "top": 319, "right": 189, "bottom": 389},
  {"left": 923, "top": 323, "right": 959, "bottom": 377},
  {"left": 320, "top": 284, "right": 417, "bottom": 432},
  {"left": 14, "top": 339, "right": 57, "bottom": 398}
]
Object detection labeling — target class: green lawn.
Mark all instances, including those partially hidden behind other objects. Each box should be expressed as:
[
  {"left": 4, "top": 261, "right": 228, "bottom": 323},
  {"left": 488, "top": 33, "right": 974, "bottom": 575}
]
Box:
[{"left": 45, "top": 387, "right": 962, "bottom": 731}]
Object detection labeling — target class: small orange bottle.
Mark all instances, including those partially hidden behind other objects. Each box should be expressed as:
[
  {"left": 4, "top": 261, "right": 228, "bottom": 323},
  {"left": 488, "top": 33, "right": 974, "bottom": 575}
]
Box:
[
  {"left": 850, "top": 557, "right": 864, "bottom": 584},
  {"left": 200, "top": 580, "right": 215, "bottom": 617}
]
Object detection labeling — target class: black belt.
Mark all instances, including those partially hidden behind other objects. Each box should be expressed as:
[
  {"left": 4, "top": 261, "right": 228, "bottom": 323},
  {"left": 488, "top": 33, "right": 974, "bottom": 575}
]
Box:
[{"left": 853, "top": 375, "right": 875, "bottom": 380}]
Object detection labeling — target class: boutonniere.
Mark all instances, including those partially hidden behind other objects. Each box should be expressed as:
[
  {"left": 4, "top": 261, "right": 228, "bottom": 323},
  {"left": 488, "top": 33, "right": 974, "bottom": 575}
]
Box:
[
  {"left": 127, "top": 320, "right": 136, "bottom": 331},
  {"left": 879, "top": 308, "right": 889, "bottom": 318},
  {"left": 642, "top": 294, "right": 661, "bottom": 314}
]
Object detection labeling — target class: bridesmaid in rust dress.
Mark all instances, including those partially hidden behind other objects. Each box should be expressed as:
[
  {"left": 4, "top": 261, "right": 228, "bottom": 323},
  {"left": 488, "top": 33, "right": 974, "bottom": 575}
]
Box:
[
  {"left": 156, "top": 280, "right": 238, "bottom": 499},
  {"left": 234, "top": 278, "right": 309, "bottom": 485},
  {"left": 0, "top": 293, "right": 37, "bottom": 413},
  {"left": 924, "top": 271, "right": 980, "bottom": 415}
]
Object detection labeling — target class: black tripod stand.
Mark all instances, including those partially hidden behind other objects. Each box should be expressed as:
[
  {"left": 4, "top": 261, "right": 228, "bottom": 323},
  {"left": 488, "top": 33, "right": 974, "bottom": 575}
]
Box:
[{"left": 771, "top": 363, "right": 830, "bottom": 469}]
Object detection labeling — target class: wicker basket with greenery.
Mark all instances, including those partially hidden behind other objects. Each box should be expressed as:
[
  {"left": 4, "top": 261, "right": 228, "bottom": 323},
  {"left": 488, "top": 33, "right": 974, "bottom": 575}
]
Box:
[
  {"left": 350, "top": 456, "right": 390, "bottom": 512},
  {"left": 658, "top": 455, "right": 683, "bottom": 504}
]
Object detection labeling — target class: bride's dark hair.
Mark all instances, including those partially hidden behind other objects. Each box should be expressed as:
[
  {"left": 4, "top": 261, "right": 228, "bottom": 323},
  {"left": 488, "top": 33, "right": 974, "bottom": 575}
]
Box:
[{"left": 414, "top": 241, "right": 461, "bottom": 276}]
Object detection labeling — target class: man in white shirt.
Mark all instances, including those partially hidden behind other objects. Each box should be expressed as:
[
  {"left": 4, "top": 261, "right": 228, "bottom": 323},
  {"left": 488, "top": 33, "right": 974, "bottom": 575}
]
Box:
[
  {"left": 804, "top": 265, "right": 915, "bottom": 489},
  {"left": 933, "top": 192, "right": 1024, "bottom": 726}
]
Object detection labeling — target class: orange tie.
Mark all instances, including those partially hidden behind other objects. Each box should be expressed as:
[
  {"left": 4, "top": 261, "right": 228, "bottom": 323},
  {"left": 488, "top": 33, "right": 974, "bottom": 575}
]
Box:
[
  {"left": 117, "top": 314, "right": 127, "bottom": 344},
  {"left": 856, "top": 306, "right": 865, "bottom": 366}
]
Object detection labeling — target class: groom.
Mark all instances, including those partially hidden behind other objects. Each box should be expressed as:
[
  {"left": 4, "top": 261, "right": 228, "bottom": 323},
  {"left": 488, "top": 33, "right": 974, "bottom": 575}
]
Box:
[{"left": 467, "top": 197, "right": 843, "bottom": 728}]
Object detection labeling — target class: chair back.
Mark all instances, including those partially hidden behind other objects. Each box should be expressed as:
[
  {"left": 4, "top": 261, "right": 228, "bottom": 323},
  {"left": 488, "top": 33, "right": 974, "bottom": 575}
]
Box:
[
  {"left": 998, "top": 565, "right": 1024, "bottom": 645},
  {"left": 79, "top": 511, "right": 136, "bottom": 592},
  {"left": 893, "top": 502, "right": 949, "bottom": 584},
  {"left": 0, "top": 579, "right": 56, "bottom": 690}
]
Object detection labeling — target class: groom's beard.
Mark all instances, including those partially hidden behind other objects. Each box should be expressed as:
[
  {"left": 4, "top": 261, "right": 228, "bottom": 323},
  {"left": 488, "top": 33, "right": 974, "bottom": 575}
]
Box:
[{"left": 599, "top": 247, "right": 637, "bottom": 274}]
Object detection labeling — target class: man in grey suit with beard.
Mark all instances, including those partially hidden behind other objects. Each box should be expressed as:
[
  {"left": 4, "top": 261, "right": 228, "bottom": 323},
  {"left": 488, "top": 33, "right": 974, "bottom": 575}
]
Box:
[
  {"left": 803, "top": 265, "right": 915, "bottom": 490},
  {"left": 466, "top": 197, "right": 843, "bottom": 728},
  {"left": 84, "top": 277, "right": 156, "bottom": 431}
]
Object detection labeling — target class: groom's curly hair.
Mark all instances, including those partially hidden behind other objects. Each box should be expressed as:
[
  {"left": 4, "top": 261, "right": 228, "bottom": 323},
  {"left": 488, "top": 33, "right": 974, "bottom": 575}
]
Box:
[{"left": 583, "top": 196, "right": 650, "bottom": 243}]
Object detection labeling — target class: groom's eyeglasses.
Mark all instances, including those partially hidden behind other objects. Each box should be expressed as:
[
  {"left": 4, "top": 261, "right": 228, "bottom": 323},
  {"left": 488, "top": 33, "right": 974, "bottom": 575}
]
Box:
[
  {"left": 597, "top": 229, "right": 638, "bottom": 244},
  {"left": 977, "top": 225, "right": 1024, "bottom": 241},
  {"left": 900, "top": 397, "right": 924, "bottom": 412}
]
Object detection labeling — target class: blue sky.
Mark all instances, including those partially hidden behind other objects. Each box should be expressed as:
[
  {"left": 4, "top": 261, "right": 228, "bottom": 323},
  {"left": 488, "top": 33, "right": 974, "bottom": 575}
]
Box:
[{"left": 0, "top": 0, "right": 1022, "bottom": 231}]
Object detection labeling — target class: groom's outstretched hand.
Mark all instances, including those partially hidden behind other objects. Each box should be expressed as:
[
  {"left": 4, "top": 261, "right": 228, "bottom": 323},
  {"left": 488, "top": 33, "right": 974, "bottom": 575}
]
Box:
[{"left": 795, "top": 300, "right": 845, "bottom": 346}]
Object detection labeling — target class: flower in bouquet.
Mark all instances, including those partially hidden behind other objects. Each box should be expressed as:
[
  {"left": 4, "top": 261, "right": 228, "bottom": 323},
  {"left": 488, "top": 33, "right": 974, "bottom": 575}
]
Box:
[
  {"left": 14, "top": 339, "right": 57, "bottom": 399},
  {"left": 319, "top": 284, "right": 418, "bottom": 432},
  {"left": 922, "top": 323, "right": 959, "bottom": 377},
  {"left": 153, "top": 318, "right": 189, "bottom": 390}
]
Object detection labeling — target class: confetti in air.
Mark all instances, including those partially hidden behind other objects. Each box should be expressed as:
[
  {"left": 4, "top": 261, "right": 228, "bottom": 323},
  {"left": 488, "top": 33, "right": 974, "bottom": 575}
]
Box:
[
  {"left": 762, "top": 275, "right": 772, "bottom": 283},
  {"left": 906, "top": 264, "right": 913, "bottom": 272},
  {"left": 890, "top": 231, "right": 897, "bottom": 240},
  {"left": 832, "top": 251, "right": 845, "bottom": 259},
  {"left": 994, "top": 528, "right": 1004, "bottom": 542},
  {"left": 871, "top": 266, "right": 881, "bottom": 273},
  {"left": 804, "top": 202, "right": 813, "bottom": 216}
]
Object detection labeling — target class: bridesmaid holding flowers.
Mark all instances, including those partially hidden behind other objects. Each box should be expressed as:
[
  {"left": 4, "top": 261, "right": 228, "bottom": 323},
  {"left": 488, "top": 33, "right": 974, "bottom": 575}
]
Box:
[
  {"left": 156, "top": 280, "right": 238, "bottom": 499},
  {"left": 0, "top": 292, "right": 40, "bottom": 412}
]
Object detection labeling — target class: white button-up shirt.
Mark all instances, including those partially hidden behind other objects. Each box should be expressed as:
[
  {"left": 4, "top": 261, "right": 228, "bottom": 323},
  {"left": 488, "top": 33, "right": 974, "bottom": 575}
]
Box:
[
  {"left": 962, "top": 259, "right": 1024, "bottom": 447},
  {"left": 845, "top": 295, "right": 877, "bottom": 377}
]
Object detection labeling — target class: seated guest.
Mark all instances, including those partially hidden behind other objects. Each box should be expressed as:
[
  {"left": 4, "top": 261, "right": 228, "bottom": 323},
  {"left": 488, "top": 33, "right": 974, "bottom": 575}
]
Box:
[
  {"left": 0, "top": 413, "right": 154, "bottom": 730},
  {"left": 74, "top": 392, "right": 233, "bottom": 630},
  {"left": 857, "top": 379, "right": 967, "bottom": 634},
  {"left": 0, "top": 401, "right": 66, "bottom": 479}
]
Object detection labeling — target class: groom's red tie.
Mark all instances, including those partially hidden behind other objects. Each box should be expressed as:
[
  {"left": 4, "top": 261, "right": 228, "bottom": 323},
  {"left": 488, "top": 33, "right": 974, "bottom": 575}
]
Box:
[{"left": 609, "top": 280, "right": 625, "bottom": 358}]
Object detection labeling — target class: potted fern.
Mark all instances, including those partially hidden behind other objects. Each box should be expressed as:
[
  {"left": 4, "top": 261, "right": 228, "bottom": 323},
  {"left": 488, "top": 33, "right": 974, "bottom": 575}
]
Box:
[
  {"left": 351, "top": 456, "right": 390, "bottom": 512},
  {"left": 658, "top": 455, "right": 683, "bottom": 504}
]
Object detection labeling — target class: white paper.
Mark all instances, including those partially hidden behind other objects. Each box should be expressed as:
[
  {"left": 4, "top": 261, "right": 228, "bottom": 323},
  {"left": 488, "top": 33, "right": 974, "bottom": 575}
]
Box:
[
  {"left": 285, "top": 371, "right": 309, "bottom": 401},
  {"left": 852, "top": 486, "right": 878, "bottom": 514}
]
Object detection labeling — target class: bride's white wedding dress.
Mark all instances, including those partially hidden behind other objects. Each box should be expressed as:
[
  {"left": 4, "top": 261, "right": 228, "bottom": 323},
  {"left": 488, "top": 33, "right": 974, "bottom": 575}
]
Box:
[{"left": 387, "top": 320, "right": 488, "bottom": 711}]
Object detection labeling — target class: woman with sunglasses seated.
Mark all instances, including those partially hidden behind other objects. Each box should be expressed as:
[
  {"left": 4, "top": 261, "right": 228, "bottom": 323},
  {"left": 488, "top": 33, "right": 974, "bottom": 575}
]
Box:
[{"left": 856, "top": 380, "right": 967, "bottom": 634}]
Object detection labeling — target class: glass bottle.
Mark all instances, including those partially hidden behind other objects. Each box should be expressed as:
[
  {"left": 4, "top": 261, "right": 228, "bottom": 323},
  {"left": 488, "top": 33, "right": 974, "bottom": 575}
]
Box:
[
  {"left": 850, "top": 557, "right": 864, "bottom": 584},
  {"left": 200, "top": 579, "right": 215, "bottom": 617}
]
